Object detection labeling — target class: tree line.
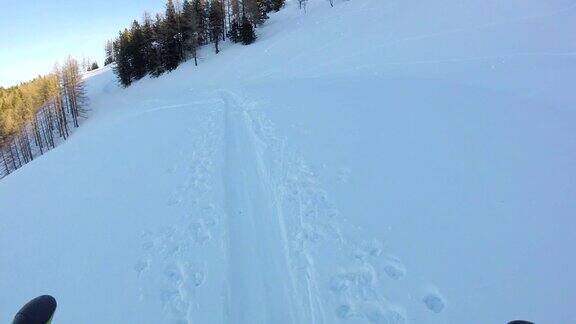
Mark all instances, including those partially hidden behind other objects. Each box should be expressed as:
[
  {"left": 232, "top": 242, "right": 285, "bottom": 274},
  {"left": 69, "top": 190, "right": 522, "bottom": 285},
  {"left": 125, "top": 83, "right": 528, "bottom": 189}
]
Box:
[
  {"left": 109, "top": 0, "right": 285, "bottom": 87},
  {"left": 0, "top": 57, "right": 87, "bottom": 179},
  {"left": 0, "top": 0, "right": 337, "bottom": 179}
]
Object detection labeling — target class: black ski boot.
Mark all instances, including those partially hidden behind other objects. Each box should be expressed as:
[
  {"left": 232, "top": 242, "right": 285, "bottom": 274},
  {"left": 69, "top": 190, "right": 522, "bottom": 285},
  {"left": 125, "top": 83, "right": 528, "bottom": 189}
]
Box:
[{"left": 12, "top": 295, "right": 57, "bottom": 324}]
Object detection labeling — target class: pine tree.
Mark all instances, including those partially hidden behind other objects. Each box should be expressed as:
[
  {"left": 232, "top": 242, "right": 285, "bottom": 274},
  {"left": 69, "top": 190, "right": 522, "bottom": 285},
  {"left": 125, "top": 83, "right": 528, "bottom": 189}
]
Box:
[
  {"left": 141, "top": 13, "right": 158, "bottom": 76},
  {"left": 150, "top": 14, "right": 167, "bottom": 77},
  {"left": 193, "top": 0, "right": 208, "bottom": 45},
  {"left": 257, "top": 0, "right": 269, "bottom": 24},
  {"left": 230, "top": 0, "right": 240, "bottom": 21},
  {"left": 240, "top": 15, "right": 256, "bottom": 45},
  {"left": 182, "top": 0, "right": 200, "bottom": 65},
  {"left": 270, "top": 0, "right": 285, "bottom": 12},
  {"left": 227, "top": 18, "right": 241, "bottom": 43},
  {"left": 129, "top": 21, "right": 148, "bottom": 80},
  {"left": 244, "top": 0, "right": 267, "bottom": 26},
  {"left": 163, "top": 0, "right": 183, "bottom": 71},
  {"left": 208, "top": 0, "right": 225, "bottom": 54},
  {"left": 220, "top": 0, "right": 227, "bottom": 41},
  {"left": 113, "top": 30, "right": 133, "bottom": 87}
]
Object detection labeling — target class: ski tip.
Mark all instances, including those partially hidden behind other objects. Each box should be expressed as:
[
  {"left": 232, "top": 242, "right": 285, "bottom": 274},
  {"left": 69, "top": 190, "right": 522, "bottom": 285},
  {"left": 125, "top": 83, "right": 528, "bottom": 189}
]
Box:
[
  {"left": 13, "top": 295, "right": 57, "bottom": 324},
  {"left": 508, "top": 321, "right": 535, "bottom": 324}
]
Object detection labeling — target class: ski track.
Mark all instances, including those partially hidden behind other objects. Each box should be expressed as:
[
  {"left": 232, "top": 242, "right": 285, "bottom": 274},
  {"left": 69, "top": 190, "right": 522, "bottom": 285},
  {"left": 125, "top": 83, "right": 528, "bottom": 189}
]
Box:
[
  {"left": 221, "top": 91, "right": 297, "bottom": 323},
  {"left": 134, "top": 90, "right": 439, "bottom": 323}
]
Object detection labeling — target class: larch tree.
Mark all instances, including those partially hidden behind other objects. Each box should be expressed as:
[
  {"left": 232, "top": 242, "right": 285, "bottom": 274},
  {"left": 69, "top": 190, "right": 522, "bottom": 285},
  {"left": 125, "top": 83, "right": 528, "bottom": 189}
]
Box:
[{"left": 0, "top": 59, "right": 87, "bottom": 179}]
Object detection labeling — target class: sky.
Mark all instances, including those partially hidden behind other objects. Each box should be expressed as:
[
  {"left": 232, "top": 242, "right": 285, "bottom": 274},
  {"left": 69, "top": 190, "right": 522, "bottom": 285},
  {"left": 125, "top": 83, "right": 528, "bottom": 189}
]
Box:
[{"left": 0, "top": 0, "right": 168, "bottom": 88}]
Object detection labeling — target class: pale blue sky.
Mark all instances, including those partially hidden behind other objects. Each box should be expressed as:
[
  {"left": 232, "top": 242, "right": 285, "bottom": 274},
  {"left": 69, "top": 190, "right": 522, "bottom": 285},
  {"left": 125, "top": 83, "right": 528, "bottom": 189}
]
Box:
[{"left": 0, "top": 0, "right": 167, "bottom": 87}]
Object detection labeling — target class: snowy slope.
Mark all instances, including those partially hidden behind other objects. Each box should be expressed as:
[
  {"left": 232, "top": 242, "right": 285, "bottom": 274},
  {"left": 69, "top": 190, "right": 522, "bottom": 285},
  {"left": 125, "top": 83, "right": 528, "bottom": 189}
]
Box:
[{"left": 2, "top": 0, "right": 576, "bottom": 323}]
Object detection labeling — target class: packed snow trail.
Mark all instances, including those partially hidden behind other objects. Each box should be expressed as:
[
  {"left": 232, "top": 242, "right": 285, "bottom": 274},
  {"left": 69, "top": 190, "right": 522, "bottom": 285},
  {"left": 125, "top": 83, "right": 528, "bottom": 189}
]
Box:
[{"left": 221, "top": 91, "right": 296, "bottom": 323}]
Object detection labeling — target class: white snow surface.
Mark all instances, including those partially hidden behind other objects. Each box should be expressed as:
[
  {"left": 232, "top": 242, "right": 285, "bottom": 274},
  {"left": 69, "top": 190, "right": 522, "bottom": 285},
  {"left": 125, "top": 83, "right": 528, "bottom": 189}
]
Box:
[{"left": 2, "top": 0, "right": 576, "bottom": 323}]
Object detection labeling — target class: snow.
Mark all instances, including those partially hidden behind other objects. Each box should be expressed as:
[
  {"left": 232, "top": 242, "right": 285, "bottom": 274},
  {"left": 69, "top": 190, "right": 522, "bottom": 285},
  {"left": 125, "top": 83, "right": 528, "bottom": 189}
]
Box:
[{"left": 1, "top": 0, "right": 576, "bottom": 323}]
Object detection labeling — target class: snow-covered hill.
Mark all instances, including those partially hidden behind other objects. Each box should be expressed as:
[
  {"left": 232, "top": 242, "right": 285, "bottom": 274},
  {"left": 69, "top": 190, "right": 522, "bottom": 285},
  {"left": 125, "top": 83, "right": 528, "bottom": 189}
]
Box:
[{"left": 2, "top": 0, "right": 575, "bottom": 323}]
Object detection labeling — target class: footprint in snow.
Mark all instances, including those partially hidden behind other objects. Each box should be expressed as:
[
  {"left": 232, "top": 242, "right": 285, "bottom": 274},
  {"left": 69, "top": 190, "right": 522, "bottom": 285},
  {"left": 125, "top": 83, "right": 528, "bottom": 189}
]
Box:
[
  {"left": 190, "top": 269, "right": 206, "bottom": 287},
  {"left": 335, "top": 304, "right": 355, "bottom": 319},
  {"left": 423, "top": 292, "right": 446, "bottom": 313},
  {"left": 134, "top": 259, "right": 150, "bottom": 276},
  {"left": 354, "top": 239, "right": 384, "bottom": 260},
  {"left": 141, "top": 231, "right": 155, "bottom": 251},
  {"left": 360, "top": 302, "right": 406, "bottom": 324},
  {"left": 328, "top": 265, "right": 377, "bottom": 296},
  {"left": 164, "top": 263, "right": 184, "bottom": 284},
  {"left": 188, "top": 219, "right": 212, "bottom": 245},
  {"left": 382, "top": 256, "right": 406, "bottom": 280}
]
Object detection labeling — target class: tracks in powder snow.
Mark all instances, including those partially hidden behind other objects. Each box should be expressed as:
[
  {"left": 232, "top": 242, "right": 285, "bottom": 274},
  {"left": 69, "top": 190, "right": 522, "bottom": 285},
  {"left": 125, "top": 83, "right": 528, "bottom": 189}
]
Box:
[{"left": 135, "top": 90, "right": 441, "bottom": 324}]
